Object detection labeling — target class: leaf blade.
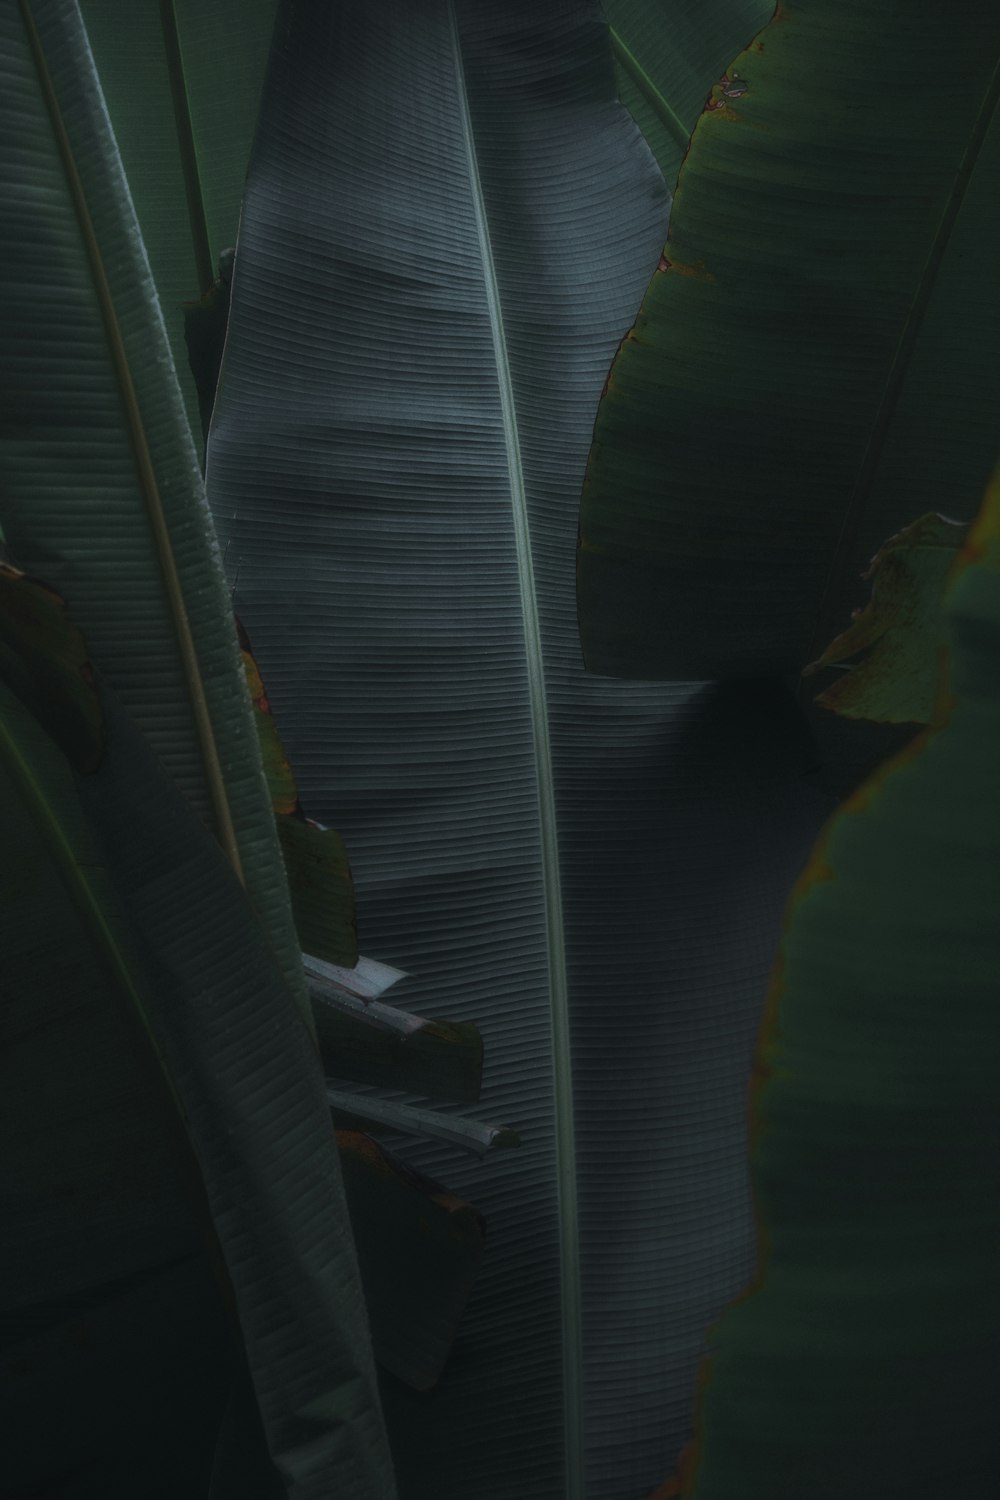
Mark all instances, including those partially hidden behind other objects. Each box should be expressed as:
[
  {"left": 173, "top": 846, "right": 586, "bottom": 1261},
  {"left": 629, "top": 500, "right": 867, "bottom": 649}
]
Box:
[
  {"left": 578, "top": 1, "right": 1000, "bottom": 681},
  {"left": 683, "top": 460, "right": 1000, "bottom": 1497},
  {"left": 206, "top": 4, "right": 833, "bottom": 1495}
]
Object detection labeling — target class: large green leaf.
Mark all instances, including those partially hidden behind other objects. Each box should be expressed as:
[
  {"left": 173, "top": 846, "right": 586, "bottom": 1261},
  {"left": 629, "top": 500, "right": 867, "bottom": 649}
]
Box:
[
  {"left": 1, "top": 2, "right": 398, "bottom": 1492},
  {"left": 578, "top": 0, "right": 1000, "bottom": 682},
  {"left": 0, "top": 687, "right": 245, "bottom": 1497},
  {"left": 602, "top": 0, "right": 774, "bottom": 189},
  {"left": 0, "top": 0, "right": 303, "bottom": 1013},
  {"left": 679, "top": 461, "right": 1000, "bottom": 1497},
  {"left": 206, "top": 3, "right": 833, "bottom": 1495},
  {"left": 78, "top": 0, "right": 278, "bottom": 441},
  {"left": 0, "top": 658, "right": 397, "bottom": 1497}
]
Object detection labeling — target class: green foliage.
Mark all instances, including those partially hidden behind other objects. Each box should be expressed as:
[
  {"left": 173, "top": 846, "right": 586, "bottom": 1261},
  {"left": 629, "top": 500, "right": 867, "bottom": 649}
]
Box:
[
  {"left": 603, "top": 0, "right": 774, "bottom": 187},
  {"left": 205, "top": 4, "right": 832, "bottom": 1498},
  {"left": 681, "top": 461, "right": 1000, "bottom": 1499},
  {"left": 578, "top": 0, "right": 1000, "bottom": 682},
  {"left": 7, "top": 0, "right": 996, "bottom": 1497}
]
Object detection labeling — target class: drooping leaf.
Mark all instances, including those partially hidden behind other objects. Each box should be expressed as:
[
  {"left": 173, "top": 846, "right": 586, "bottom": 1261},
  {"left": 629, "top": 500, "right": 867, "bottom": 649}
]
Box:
[
  {"left": 804, "top": 511, "right": 969, "bottom": 726},
  {"left": 0, "top": 562, "right": 104, "bottom": 771},
  {"left": 679, "top": 460, "right": 1000, "bottom": 1497},
  {"left": 308, "top": 955, "right": 485, "bottom": 1101},
  {"left": 338, "top": 1130, "right": 486, "bottom": 1392},
  {"left": 578, "top": 0, "right": 1000, "bottom": 681},
  {"left": 602, "top": 0, "right": 775, "bottom": 189},
  {"left": 206, "top": 3, "right": 832, "bottom": 1494},
  {"left": 78, "top": 0, "right": 278, "bottom": 440}
]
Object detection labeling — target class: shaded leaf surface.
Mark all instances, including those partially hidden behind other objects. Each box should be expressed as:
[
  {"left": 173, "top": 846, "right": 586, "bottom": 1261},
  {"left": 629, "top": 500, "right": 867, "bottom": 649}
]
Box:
[
  {"left": 602, "top": 0, "right": 774, "bottom": 189},
  {"left": 578, "top": 0, "right": 1000, "bottom": 681},
  {"left": 184, "top": 248, "right": 235, "bottom": 455},
  {"left": 69, "top": 678, "right": 395, "bottom": 1498},
  {"left": 0, "top": 0, "right": 305, "bottom": 1009},
  {"left": 681, "top": 465, "right": 1000, "bottom": 1498},
  {"left": 207, "top": 3, "right": 832, "bottom": 1494},
  {"left": 338, "top": 1130, "right": 486, "bottom": 1393}
]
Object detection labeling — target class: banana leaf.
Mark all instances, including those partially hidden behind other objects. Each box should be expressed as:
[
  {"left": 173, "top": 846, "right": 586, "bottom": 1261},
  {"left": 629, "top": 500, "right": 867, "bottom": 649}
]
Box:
[
  {"left": 205, "top": 3, "right": 833, "bottom": 1494},
  {"left": 78, "top": 0, "right": 278, "bottom": 441},
  {"left": 578, "top": 0, "right": 1000, "bottom": 683},
  {"left": 0, "top": 0, "right": 305, "bottom": 1012},
  {"left": 679, "top": 460, "right": 1000, "bottom": 1497},
  {"left": 602, "top": 0, "right": 774, "bottom": 189},
  {"left": 337, "top": 1130, "right": 487, "bottom": 1393},
  {"left": 0, "top": 681, "right": 245, "bottom": 1497},
  {"left": 1, "top": 2, "right": 398, "bottom": 1492},
  {"left": 0, "top": 664, "right": 396, "bottom": 1497}
]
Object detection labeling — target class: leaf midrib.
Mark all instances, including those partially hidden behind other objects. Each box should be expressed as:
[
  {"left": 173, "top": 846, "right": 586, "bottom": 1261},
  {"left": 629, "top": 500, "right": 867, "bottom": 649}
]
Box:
[
  {"left": 609, "top": 26, "right": 690, "bottom": 154},
  {"left": 446, "top": 6, "right": 583, "bottom": 1495}
]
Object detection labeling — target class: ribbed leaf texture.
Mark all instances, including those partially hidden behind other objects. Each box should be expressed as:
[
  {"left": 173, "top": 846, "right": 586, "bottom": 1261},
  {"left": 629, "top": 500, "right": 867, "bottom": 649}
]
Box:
[
  {"left": 602, "top": 0, "right": 774, "bottom": 187},
  {"left": 578, "top": 0, "right": 1000, "bottom": 683},
  {"left": 1, "top": 671, "right": 398, "bottom": 1498},
  {"left": 0, "top": 688, "right": 241, "bottom": 1496},
  {"left": 0, "top": 0, "right": 304, "bottom": 1008},
  {"left": 206, "top": 3, "right": 832, "bottom": 1495}
]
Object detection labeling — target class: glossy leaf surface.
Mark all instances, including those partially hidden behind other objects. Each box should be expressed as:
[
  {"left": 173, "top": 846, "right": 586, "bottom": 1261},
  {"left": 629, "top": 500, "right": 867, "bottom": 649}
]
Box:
[
  {"left": 207, "top": 3, "right": 831, "bottom": 1494},
  {"left": 578, "top": 0, "right": 1000, "bottom": 681},
  {"left": 682, "top": 462, "right": 1000, "bottom": 1497},
  {"left": 0, "top": 687, "right": 241, "bottom": 1496}
]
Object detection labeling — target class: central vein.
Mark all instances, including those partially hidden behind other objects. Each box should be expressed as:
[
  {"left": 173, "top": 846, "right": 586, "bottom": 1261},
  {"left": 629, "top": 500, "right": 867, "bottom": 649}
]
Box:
[{"left": 447, "top": 6, "right": 584, "bottom": 1496}]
